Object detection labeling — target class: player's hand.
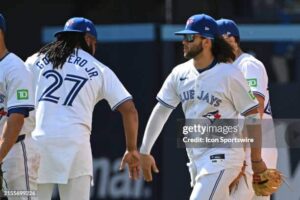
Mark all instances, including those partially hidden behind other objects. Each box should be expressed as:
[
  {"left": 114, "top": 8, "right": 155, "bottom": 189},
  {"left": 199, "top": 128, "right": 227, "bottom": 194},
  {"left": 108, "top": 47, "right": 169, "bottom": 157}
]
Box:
[
  {"left": 119, "top": 150, "right": 140, "bottom": 180},
  {"left": 229, "top": 161, "right": 247, "bottom": 194},
  {"left": 251, "top": 159, "right": 267, "bottom": 174},
  {"left": 140, "top": 153, "right": 159, "bottom": 182}
]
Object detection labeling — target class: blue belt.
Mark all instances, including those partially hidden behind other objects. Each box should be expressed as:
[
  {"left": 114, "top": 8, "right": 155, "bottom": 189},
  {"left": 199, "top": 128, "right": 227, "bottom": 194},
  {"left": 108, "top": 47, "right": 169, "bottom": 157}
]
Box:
[{"left": 15, "top": 135, "right": 25, "bottom": 143}]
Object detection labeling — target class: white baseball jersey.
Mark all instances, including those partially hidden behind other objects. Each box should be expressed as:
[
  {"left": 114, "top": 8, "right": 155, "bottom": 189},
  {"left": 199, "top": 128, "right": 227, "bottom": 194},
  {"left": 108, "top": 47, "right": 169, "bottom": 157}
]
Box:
[
  {"left": 25, "top": 48, "right": 132, "bottom": 183},
  {"left": 234, "top": 53, "right": 271, "bottom": 117},
  {"left": 0, "top": 52, "right": 34, "bottom": 133},
  {"left": 157, "top": 59, "right": 259, "bottom": 183},
  {"left": 0, "top": 52, "right": 36, "bottom": 198},
  {"left": 233, "top": 53, "right": 277, "bottom": 173}
]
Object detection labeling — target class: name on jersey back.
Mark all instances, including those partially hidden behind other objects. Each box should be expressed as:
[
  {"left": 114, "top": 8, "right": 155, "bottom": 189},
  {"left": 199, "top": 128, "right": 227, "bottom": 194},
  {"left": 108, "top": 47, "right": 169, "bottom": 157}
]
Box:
[{"left": 35, "top": 54, "right": 98, "bottom": 79}]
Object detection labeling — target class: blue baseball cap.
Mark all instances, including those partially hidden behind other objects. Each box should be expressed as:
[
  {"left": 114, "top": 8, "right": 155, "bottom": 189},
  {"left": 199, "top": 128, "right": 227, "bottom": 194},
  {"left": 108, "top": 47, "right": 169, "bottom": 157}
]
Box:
[
  {"left": 174, "top": 14, "right": 220, "bottom": 39},
  {"left": 216, "top": 19, "right": 240, "bottom": 37},
  {"left": 54, "top": 17, "right": 97, "bottom": 39},
  {"left": 0, "top": 14, "right": 6, "bottom": 32}
]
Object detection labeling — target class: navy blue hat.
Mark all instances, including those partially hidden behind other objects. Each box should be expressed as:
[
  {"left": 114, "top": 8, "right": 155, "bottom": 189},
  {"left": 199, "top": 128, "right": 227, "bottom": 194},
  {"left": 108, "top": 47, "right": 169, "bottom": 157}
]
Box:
[
  {"left": 175, "top": 14, "right": 220, "bottom": 39},
  {"left": 216, "top": 19, "right": 240, "bottom": 37},
  {"left": 54, "top": 17, "right": 97, "bottom": 39},
  {"left": 0, "top": 14, "right": 6, "bottom": 32}
]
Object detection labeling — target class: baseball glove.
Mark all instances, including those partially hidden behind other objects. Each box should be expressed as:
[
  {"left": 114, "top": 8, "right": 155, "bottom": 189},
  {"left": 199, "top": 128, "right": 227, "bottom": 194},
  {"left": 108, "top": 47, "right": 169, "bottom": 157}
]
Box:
[{"left": 252, "top": 169, "right": 283, "bottom": 196}]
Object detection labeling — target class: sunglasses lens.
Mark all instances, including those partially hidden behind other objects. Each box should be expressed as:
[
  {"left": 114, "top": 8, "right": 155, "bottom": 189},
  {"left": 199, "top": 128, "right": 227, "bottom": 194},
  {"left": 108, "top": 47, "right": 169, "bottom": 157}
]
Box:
[{"left": 183, "top": 35, "right": 194, "bottom": 42}]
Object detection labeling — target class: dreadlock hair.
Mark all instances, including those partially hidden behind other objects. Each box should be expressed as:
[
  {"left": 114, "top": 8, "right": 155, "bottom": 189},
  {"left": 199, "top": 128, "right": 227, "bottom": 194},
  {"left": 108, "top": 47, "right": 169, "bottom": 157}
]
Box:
[
  {"left": 211, "top": 36, "right": 236, "bottom": 63},
  {"left": 38, "top": 32, "right": 92, "bottom": 69}
]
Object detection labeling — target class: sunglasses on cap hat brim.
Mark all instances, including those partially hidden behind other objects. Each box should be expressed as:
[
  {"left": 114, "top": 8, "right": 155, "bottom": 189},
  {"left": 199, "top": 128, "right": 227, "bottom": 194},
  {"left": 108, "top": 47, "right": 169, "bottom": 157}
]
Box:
[
  {"left": 182, "top": 34, "right": 207, "bottom": 42},
  {"left": 183, "top": 34, "right": 196, "bottom": 42}
]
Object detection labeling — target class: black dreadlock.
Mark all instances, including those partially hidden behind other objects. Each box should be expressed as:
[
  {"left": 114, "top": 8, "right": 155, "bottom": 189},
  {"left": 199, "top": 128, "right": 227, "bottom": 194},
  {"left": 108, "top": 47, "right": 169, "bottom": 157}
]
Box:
[
  {"left": 211, "top": 36, "right": 236, "bottom": 63},
  {"left": 38, "top": 32, "right": 92, "bottom": 69}
]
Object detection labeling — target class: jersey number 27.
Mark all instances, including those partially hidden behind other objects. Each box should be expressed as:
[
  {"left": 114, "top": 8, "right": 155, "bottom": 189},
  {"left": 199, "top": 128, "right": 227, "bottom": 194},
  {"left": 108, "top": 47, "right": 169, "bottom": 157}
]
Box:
[{"left": 39, "top": 70, "right": 88, "bottom": 106}]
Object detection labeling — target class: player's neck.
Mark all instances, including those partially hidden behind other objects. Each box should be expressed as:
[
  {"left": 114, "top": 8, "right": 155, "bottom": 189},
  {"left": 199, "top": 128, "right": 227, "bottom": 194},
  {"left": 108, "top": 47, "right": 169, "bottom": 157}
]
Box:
[
  {"left": 193, "top": 53, "right": 214, "bottom": 70},
  {"left": 0, "top": 43, "right": 8, "bottom": 60},
  {"left": 235, "top": 48, "right": 243, "bottom": 59}
]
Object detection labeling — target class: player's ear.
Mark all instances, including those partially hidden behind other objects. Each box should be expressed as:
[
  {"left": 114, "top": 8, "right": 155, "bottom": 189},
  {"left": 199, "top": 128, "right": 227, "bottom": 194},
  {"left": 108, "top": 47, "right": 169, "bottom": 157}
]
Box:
[
  {"left": 84, "top": 34, "right": 97, "bottom": 55},
  {"left": 84, "top": 34, "right": 90, "bottom": 45},
  {"left": 85, "top": 34, "right": 97, "bottom": 45},
  {"left": 202, "top": 38, "right": 211, "bottom": 48}
]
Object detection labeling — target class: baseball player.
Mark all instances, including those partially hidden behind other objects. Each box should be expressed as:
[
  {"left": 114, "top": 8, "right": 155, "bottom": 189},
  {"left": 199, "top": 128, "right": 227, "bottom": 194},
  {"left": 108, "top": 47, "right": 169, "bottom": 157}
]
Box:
[
  {"left": 25, "top": 17, "right": 140, "bottom": 200},
  {"left": 0, "top": 13, "right": 36, "bottom": 200},
  {"left": 139, "top": 14, "right": 267, "bottom": 200},
  {"left": 217, "top": 19, "right": 278, "bottom": 200}
]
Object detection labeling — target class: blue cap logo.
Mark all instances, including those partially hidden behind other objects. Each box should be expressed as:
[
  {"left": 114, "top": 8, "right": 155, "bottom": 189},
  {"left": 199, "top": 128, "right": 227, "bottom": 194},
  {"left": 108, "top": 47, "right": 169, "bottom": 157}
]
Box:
[
  {"left": 175, "top": 14, "right": 220, "bottom": 39},
  {"left": 54, "top": 17, "right": 97, "bottom": 39},
  {"left": 186, "top": 18, "right": 194, "bottom": 27},
  {"left": 0, "top": 14, "right": 6, "bottom": 32},
  {"left": 216, "top": 19, "right": 240, "bottom": 38},
  {"left": 65, "top": 19, "right": 75, "bottom": 27}
]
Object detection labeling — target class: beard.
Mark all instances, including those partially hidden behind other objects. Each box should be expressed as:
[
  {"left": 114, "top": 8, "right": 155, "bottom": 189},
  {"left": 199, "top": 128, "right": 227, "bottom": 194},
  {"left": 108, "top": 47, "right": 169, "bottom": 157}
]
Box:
[{"left": 184, "top": 44, "right": 203, "bottom": 59}]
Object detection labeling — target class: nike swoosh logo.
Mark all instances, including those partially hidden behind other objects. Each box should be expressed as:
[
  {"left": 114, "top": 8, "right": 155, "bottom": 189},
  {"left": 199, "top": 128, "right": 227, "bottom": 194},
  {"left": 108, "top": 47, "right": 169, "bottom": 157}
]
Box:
[{"left": 180, "top": 77, "right": 188, "bottom": 81}]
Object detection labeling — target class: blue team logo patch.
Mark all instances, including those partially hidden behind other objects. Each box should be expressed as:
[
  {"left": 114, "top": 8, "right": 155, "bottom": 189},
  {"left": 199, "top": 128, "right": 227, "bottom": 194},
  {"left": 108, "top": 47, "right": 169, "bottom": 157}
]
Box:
[{"left": 203, "top": 110, "right": 221, "bottom": 124}]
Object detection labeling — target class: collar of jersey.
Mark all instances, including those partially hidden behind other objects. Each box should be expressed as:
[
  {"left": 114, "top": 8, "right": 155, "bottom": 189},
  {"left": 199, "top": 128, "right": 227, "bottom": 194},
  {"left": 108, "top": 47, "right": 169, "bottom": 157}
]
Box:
[
  {"left": 196, "top": 59, "right": 218, "bottom": 74},
  {"left": 233, "top": 53, "right": 248, "bottom": 65}
]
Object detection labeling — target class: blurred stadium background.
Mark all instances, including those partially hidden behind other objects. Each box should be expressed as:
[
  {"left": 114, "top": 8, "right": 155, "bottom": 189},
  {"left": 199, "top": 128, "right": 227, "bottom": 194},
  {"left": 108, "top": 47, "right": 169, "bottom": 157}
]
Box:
[{"left": 2, "top": 0, "right": 300, "bottom": 199}]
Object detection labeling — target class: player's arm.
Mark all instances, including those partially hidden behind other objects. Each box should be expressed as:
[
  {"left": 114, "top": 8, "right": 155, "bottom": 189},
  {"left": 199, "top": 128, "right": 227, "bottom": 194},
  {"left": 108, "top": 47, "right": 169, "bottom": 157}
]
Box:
[
  {"left": 0, "top": 62, "right": 34, "bottom": 162},
  {"left": 140, "top": 103, "right": 173, "bottom": 182},
  {"left": 117, "top": 100, "right": 138, "bottom": 151},
  {"left": 99, "top": 66, "right": 140, "bottom": 179},
  {"left": 0, "top": 106, "right": 33, "bottom": 162},
  {"left": 0, "top": 113, "right": 25, "bottom": 161},
  {"left": 255, "top": 95, "right": 264, "bottom": 118},
  {"left": 139, "top": 69, "right": 179, "bottom": 182},
  {"left": 243, "top": 109, "right": 267, "bottom": 173},
  {"left": 117, "top": 99, "right": 140, "bottom": 180},
  {"left": 229, "top": 69, "right": 266, "bottom": 173},
  {"left": 139, "top": 69, "right": 179, "bottom": 181}
]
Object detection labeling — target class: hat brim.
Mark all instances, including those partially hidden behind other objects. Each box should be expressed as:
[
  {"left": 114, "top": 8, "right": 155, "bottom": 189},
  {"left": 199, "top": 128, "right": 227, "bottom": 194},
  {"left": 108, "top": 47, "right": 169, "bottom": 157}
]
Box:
[
  {"left": 174, "top": 30, "right": 199, "bottom": 35},
  {"left": 54, "top": 30, "right": 84, "bottom": 37}
]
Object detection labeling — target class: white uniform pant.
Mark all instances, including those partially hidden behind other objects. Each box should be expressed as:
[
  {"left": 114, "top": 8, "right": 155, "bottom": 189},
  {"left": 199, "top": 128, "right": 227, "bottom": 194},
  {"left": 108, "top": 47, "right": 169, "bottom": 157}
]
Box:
[
  {"left": 2, "top": 136, "right": 40, "bottom": 200},
  {"left": 190, "top": 168, "right": 240, "bottom": 200},
  {"left": 37, "top": 175, "right": 91, "bottom": 200}
]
